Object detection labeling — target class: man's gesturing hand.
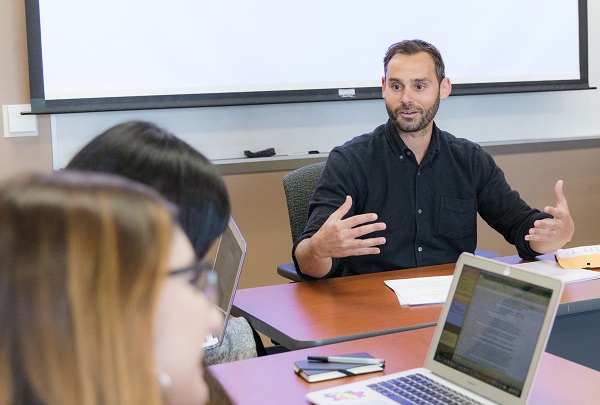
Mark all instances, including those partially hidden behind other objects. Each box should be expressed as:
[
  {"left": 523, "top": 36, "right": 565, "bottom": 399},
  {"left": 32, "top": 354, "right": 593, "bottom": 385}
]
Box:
[
  {"left": 526, "top": 180, "right": 575, "bottom": 254},
  {"left": 309, "top": 195, "right": 387, "bottom": 259}
]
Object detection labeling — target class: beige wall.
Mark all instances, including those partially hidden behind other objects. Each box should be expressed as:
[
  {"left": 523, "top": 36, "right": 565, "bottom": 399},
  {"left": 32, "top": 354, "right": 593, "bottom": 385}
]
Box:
[
  {"left": 0, "top": 0, "right": 52, "bottom": 178},
  {"left": 2, "top": 0, "right": 599, "bottom": 291}
]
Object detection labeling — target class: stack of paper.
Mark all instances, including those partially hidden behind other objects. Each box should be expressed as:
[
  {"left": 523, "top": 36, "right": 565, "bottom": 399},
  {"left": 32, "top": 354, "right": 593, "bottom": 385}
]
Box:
[
  {"left": 385, "top": 260, "right": 600, "bottom": 306},
  {"left": 384, "top": 275, "right": 453, "bottom": 306}
]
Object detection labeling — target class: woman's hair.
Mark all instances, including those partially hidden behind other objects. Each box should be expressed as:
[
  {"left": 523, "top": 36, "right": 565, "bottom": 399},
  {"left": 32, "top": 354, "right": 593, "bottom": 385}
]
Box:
[
  {"left": 0, "top": 171, "right": 175, "bottom": 405},
  {"left": 66, "top": 120, "right": 231, "bottom": 258}
]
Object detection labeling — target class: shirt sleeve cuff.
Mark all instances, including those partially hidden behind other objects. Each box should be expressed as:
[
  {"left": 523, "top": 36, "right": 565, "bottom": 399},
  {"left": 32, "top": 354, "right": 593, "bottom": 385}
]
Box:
[{"left": 516, "top": 212, "right": 553, "bottom": 259}]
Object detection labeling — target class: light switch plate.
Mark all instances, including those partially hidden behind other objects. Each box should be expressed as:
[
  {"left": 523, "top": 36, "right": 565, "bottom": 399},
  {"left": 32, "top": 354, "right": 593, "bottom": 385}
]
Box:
[{"left": 3, "top": 104, "right": 38, "bottom": 137}]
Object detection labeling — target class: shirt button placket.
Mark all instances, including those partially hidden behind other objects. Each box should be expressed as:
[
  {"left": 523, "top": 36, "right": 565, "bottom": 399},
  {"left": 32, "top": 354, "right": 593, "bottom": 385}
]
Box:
[{"left": 414, "top": 160, "right": 423, "bottom": 263}]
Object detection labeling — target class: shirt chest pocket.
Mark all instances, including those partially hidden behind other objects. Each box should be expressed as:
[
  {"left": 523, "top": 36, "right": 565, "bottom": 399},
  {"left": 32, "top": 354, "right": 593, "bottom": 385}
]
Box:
[{"left": 438, "top": 197, "right": 477, "bottom": 239}]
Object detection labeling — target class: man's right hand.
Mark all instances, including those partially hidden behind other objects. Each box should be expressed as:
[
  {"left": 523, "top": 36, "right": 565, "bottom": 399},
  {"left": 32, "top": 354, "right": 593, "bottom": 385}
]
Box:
[{"left": 295, "top": 195, "right": 386, "bottom": 278}]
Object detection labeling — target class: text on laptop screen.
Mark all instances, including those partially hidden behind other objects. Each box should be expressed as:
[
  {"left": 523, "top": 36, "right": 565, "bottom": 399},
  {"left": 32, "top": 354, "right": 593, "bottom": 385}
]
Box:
[{"left": 434, "top": 264, "right": 553, "bottom": 398}]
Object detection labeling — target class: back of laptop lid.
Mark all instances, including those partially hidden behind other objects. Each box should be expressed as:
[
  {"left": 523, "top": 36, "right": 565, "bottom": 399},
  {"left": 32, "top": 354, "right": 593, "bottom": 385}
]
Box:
[
  {"left": 425, "top": 253, "right": 563, "bottom": 404},
  {"left": 211, "top": 216, "right": 247, "bottom": 344}
]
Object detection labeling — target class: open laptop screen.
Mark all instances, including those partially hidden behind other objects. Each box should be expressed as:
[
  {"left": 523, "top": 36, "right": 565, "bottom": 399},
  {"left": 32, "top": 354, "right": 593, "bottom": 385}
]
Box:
[{"left": 433, "top": 264, "right": 553, "bottom": 398}]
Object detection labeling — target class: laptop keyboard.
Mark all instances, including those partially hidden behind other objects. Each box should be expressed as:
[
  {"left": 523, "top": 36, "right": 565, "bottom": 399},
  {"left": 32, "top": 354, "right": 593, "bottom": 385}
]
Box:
[{"left": 367, "top": 373, "right": 483, "bottom": 405}]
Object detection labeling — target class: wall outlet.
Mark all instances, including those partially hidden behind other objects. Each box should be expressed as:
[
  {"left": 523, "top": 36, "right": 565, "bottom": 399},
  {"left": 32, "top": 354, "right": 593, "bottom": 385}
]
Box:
[{"left": 2, "top": 104, "right": 38, "bottom": 137}]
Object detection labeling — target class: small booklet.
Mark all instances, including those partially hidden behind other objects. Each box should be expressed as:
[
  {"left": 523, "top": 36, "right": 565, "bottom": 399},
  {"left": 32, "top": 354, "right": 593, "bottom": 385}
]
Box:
[{"left": 294, "top": 352, "right": 384, "bottom": 383}]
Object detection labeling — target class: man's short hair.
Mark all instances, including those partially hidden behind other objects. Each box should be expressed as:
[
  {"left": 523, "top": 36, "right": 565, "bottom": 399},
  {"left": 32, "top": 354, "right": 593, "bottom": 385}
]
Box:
[{"left": 383, "top": 39, "right": 445, "bottom": 83}]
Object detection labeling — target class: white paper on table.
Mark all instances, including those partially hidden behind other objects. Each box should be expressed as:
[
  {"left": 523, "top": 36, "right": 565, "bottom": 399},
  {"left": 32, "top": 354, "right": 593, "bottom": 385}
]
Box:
[
  {"left": 384, "top": 275, "right": 453, "bottom": 306},
  {"left": 513, "top": 260, "right": 600, "bottom": 283}
]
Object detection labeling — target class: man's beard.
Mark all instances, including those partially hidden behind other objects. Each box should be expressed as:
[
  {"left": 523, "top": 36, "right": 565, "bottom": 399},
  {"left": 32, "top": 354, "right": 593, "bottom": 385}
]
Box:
[{"left": 386, "top": 95, "right": 440, "bottom": 134}]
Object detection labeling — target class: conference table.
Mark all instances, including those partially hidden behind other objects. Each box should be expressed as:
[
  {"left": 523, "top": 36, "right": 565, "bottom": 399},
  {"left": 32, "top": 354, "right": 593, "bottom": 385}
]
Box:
[
  {"left": 209, "top": 327, "right": 600, "bottom": 405},
  {"left": 231, "top": 254, "right": 600, "bottom": 370}
]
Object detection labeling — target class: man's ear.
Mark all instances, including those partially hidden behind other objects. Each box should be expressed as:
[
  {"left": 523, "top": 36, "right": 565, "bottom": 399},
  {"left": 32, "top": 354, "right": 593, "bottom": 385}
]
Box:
[
  {"left": 381, "top": 76, "right": 386, "bottom": 98},
  {"left": 440, "top": 77, "right": 452, "bottom": 100}
]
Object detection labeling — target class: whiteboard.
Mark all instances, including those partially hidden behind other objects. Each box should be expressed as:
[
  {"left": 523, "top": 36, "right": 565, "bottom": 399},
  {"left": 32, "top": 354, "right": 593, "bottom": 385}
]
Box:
[
  {"left": 51, "top": 87, "right": 600, "bottom": 170},
  {"left": 50, "top": 1, "right": 600, "bottom": 170}
]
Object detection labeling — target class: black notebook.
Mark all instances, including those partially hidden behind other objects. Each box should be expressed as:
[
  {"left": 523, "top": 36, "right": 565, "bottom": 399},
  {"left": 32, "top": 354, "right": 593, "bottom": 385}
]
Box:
[{"left": 294, "top": 352, "right": 384, "bottom": 383}]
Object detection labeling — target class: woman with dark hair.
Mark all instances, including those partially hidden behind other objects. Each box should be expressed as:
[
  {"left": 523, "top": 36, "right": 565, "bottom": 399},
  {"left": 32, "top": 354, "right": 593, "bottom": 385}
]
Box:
[
  {"left": 66, "top": 120, "right": 265, "bottom": 364},
  {"left": 67, "top": 120, "right": 229, "bottom": 258}
]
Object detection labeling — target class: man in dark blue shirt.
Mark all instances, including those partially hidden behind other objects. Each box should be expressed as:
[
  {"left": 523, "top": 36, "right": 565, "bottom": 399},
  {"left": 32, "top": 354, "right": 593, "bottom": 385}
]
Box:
[{"left": 293, "top": 40, "right": 575, "bottom": 279}]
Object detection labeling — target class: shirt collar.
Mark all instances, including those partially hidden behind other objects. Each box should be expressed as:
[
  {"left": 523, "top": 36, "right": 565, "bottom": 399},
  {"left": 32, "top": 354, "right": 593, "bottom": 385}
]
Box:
[{"left": 385, "top": 119, "right": 441, "bottom": 162}]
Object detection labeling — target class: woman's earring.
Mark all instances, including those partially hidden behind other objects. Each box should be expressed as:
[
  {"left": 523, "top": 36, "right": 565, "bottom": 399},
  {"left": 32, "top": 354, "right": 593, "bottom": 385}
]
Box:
[{"left": 158, "top": 371, "right": 172, "bottom": 388}]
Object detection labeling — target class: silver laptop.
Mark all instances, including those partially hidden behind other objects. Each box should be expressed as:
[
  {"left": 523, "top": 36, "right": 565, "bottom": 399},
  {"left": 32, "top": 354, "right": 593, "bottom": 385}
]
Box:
[
  {"left": 306, "top": 252, "right": 564, "bottom": 405},
  {"left": 203, "top": 216, "right": 247, "bottom": 350}
]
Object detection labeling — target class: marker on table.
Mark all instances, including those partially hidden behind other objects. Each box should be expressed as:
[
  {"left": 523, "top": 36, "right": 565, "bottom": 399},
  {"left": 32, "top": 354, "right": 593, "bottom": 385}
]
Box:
[
  {"left": 288, "top": 150, "right": 321, "bottom": 156},
  {"left": 307, "top": 355, "right": 385, "bottom": 365}
]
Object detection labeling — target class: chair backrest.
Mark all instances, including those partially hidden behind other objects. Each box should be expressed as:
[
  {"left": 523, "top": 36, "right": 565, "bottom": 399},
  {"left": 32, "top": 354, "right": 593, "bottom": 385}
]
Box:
[
  {"left": 282, "top": 161, "right": 345, "bottom": 279},
  {"left": 282, "top": 161, "right": 326, "bottom": 244}
]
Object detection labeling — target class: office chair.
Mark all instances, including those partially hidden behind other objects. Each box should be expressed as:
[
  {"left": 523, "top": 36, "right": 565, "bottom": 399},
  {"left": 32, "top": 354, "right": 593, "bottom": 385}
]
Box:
[
  {"left": 278, "top": 161, "right": 327, "bottom": 282},
  {"left": 277, "top": 161, "right": 499, "bottom": 281}
]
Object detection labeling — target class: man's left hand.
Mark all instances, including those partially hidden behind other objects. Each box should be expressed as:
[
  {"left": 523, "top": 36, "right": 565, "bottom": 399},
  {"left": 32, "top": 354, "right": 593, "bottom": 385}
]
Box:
[{"left": 525, "top": 180, "right": 575, "bottom": 253}]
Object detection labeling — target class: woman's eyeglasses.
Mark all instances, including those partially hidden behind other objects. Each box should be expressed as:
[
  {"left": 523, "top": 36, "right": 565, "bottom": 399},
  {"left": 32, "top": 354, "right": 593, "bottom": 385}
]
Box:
[{"left": 170, "top": 260, "right": 218, "bottom": 304}]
